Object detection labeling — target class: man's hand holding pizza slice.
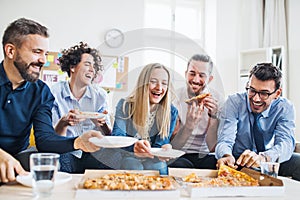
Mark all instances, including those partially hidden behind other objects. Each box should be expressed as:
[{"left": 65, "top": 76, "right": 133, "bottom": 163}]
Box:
[{"left": 185, "top": 93, "right": 219, "bottom": 119}]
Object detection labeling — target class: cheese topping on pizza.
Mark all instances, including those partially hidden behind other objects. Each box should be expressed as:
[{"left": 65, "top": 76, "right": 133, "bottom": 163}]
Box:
[
  {"left": 183, "top": 165, "right": 259, "bottom": 187},
  {"left": 83, "top": 173, "right": 173, "bottom": 190}
]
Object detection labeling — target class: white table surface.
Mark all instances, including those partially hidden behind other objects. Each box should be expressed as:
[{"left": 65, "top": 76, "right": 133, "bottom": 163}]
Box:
[{"left": 0, "top": 174, "right": 299, "bottom": 200}]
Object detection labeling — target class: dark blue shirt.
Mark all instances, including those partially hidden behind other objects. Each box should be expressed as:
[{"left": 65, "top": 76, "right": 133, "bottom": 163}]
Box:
[{"left": 0, "top": 61, "right": 76, "bottom": 156}]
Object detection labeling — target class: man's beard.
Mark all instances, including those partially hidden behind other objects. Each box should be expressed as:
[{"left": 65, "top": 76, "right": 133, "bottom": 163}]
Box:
[
  {"left": 14, "top": 53, "right": 43, "bottom": 82},
  {"left": 187, "top": 82, "right": 207, "bottom": 97}
]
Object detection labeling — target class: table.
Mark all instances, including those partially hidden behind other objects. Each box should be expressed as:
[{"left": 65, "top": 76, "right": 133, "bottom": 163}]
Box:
[{"left": 0, "top": 174, "right": 299, "bottom": 199}]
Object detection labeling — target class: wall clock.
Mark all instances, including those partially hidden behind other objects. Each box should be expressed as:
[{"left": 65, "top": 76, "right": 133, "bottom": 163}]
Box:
[{"left": 104, "top": 29, "right": 124, "bottom": 48}]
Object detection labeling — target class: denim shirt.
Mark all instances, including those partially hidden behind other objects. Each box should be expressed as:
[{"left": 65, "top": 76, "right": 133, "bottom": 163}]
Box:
[
  {"left": 112, "top": 98, "right": 178, "bottom": 152},
  {"left": 215, "top": 92, "right": 295, "bottom": 163}
]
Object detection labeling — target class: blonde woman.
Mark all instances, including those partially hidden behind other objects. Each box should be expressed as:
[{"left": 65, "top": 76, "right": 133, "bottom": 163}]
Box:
[{"left": 112, "top": 63, "right": 178, "bottom": 174}]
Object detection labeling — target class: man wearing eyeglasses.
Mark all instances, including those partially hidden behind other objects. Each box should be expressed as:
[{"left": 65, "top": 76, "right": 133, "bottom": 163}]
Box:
[{"left": 215, "top": 63, "right": 300, "bottom": 181}]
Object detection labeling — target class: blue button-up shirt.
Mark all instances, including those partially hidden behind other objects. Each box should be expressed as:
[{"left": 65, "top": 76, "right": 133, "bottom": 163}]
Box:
[
  {"left": 215, "top": 92, "right": 295, "bottom": 163},
  {"left": 51, "top": 81, "right": 111, "bottom": 137},
  {"left": 0, "top": 61, "right": 76, "bottom": 156}
]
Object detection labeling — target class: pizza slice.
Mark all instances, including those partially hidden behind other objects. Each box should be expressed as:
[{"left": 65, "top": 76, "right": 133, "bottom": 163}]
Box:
[
  {"left": 217, "top": 165, "right": 259, "bottom": 186},
  {"left": 185, "top": 93, "right": 211, "bottom": 104},
  {"left": 182, "top": 165, "right": 259, "bottom": 187}
]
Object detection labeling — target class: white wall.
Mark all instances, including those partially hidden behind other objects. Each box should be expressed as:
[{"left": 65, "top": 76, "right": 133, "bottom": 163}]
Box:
[
  {"left": 0, "top": 0, "right": 144, "bottom": 58},
  {"left": 287, "top": 0, "right": 300, "bottom": 140},
  {"left": 215, "top": 0, "right": 240, "bottom": 96}
]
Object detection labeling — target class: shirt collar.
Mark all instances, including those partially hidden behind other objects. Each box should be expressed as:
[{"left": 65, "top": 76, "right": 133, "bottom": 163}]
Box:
[
  {"left": 0, "top": 61, "right": 29, "bottom": 89},
  {"left": 246, "top": 92, "right": 274, "bottom": 118},
  {"left": 0, "top": 61, "right": 10, "bottom": 86},
  {"left": 62, "top": 81, "right": 92, "bottom": 100}
]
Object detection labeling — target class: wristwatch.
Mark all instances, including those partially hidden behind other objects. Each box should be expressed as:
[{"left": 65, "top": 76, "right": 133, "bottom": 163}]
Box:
[{"left": 208, "top": 112, "right": 219, "bottom": 119}]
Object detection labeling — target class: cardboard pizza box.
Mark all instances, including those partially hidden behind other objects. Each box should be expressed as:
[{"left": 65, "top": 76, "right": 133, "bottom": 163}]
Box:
[
  {"left": 168, "top": 167, "right": 284, "bottom": 198},
  {"left": 75, "top": 170, "right": 180, "bottom": 199}
]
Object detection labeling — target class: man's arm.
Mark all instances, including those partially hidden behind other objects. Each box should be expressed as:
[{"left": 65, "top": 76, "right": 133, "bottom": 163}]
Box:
[
  {"left": 34, "top": 89, "right": 102, "bottom": 153},
  {"left": 171, "top": 101, "right": 203, "bottom": 149},
  {"left": 215, "top": 96, "right": 239, "bottom": 159},
  {"left": 205, "top": 117, "right": 219, "bottom": 152},
  {"left": 203, "top": 95, "right": 221, "bottom": 152},
  {"left": 265, "top": 102, "right": 296, "bottom": 163}
]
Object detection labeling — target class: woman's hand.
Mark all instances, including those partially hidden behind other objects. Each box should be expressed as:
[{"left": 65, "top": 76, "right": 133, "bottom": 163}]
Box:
[
  {"left": 157, "top": 144, "right": 172, "bottom": 162},
  {"left": 133, "top": 140, "right": 153, "bottom": 158}
]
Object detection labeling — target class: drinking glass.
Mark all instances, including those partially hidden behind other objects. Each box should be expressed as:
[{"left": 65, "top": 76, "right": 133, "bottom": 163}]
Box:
[
  {"left": 30, "top": 153, "right": 60, "bottom": 198},
  {"left": 259, "top": 152, "right": 280, "bottom": 178}
]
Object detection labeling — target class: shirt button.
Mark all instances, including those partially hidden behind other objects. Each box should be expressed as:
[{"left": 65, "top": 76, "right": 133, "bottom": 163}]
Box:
[{"left": 7, "top": 99, "right": 11, "bottom": 103}]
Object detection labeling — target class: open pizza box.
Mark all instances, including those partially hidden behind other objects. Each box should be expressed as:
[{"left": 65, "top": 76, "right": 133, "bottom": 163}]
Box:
[
  {"left": 75, "top": 170, "right": 180, "bottom": 199},
  {"left": 168, "top": 167, "right": 284, "bottom": 198}
]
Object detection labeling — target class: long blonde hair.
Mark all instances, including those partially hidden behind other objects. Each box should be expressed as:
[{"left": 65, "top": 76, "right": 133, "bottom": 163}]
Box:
[{"left": 124, "top": 63, "right": 173, "bottom": 139}]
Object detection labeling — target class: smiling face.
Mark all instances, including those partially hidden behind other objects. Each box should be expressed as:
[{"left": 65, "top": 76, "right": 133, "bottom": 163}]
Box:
[
  {"left": 248, "top": 75, "right": 281, "bottom": 113},
  {"left": 148, "top": 68, "right": 169, "bottom": 106},
  {"left": 13, "top": 34, "right": 49, "bottom": 82},
  {"left": 71, "top": 53, "right": 96, "bottom": 86},
  {"left": 185, "top": 60, "right": 213, "bottom": 96}
]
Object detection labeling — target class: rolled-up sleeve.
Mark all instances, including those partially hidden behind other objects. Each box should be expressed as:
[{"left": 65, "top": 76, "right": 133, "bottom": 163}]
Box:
[{"left": 215, "top": 96, "right": 239, "bottom": 159}]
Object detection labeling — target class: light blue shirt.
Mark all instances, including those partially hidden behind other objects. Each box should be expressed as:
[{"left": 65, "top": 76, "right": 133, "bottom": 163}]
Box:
[
  {"left": 51, "top": 81, "right": 111, "bottom": 137},
  {"left": 215, "top": 92, "right": 295, "bottom": 163}
]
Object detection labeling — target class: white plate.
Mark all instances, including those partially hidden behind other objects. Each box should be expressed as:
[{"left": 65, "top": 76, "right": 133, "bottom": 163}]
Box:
[
  {"left": 150, "top": 148, "right": 185, "bottom": 158},
  {"left": 89, "top": 136, "right": 138, "bottom": 148},
  {"left": 16, "top": 172, "right": 72, "bottom": 187},
  {"left": 76, "top": 111, "right": 106, "bottom": 119}
]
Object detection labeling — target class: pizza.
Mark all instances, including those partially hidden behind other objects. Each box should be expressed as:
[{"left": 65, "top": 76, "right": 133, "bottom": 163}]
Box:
[
  {"left": 83, "top": 173, "right": 174, "bottom": 190},
  {"left": 78, "top": 111, "right": 101, "bottom": 117},
  {"left": 183, "top": 172, "right": 203, "bottom": 183},
  {"left": 183, "top": 165, "right": 259, "bottom": 187},
  {"left": 76, "top": 110, "right": 107, "bottom": 119},
  {"left": 185, "top": 93, "right": 211, "bottom": 104}
]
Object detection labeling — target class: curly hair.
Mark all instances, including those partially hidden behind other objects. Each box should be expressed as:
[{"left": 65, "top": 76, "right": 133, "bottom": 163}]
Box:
[{"left": 58, "top": 42, "right": 103, "bottom": 77}]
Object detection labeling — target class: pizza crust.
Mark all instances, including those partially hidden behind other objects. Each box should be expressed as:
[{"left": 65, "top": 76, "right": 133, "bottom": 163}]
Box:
[
  {"left": 185, "top": 93, "right": 211, "bottom": 104},
  {"left": 183, "top": 165, "right": 259, "bottom": 187}
]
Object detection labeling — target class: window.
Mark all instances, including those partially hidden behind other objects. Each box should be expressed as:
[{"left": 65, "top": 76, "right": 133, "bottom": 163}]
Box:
[{"left": 143, "top": 0, "right": 205, "bottom": 83}]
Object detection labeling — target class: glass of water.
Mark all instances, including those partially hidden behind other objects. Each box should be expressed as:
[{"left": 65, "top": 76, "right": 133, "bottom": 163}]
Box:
[
  {"left": 30, "top": 153, "right": 60, "bottom": 198},
  {"left": 259, "top": 152, "right": 280, "bottom": 178}
]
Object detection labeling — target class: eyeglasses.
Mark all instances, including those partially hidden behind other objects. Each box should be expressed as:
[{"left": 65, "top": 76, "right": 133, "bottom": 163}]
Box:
[{"left": 245, "top": 87, "right": 277, "bottom": 100}]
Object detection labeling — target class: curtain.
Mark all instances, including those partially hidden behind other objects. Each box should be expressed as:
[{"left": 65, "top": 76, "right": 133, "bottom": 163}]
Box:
[
  {"left": 239, "top": 0, "right": 264, "bottom": 49},
  {"left": 263, "top": 0, "right": 287, "bottom": 48}
]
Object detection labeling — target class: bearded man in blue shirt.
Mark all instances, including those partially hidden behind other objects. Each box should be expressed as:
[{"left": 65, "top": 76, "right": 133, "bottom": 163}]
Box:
[
  {"left": 215, "top": 63, "right": 300, "bottom": 181},
  {"left": 0, "top": 18, "right": 103, "bottom": 183}
]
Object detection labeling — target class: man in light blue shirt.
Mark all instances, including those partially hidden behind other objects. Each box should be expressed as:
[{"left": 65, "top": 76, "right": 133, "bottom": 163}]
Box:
[
  {"left": 51, "top": 42, "right": 118, "bottom": 173},
  {"left": 216, "top": 63, "right": 300, "bottom": 181}
]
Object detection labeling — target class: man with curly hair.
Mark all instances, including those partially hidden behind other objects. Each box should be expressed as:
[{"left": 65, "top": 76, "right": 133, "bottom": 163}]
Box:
[
  {"left": 51, "top": 42, "right": 116, "bottom": 173},
  {"left": 0, "top": 18, "right": 103, "bottom": 183}
]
